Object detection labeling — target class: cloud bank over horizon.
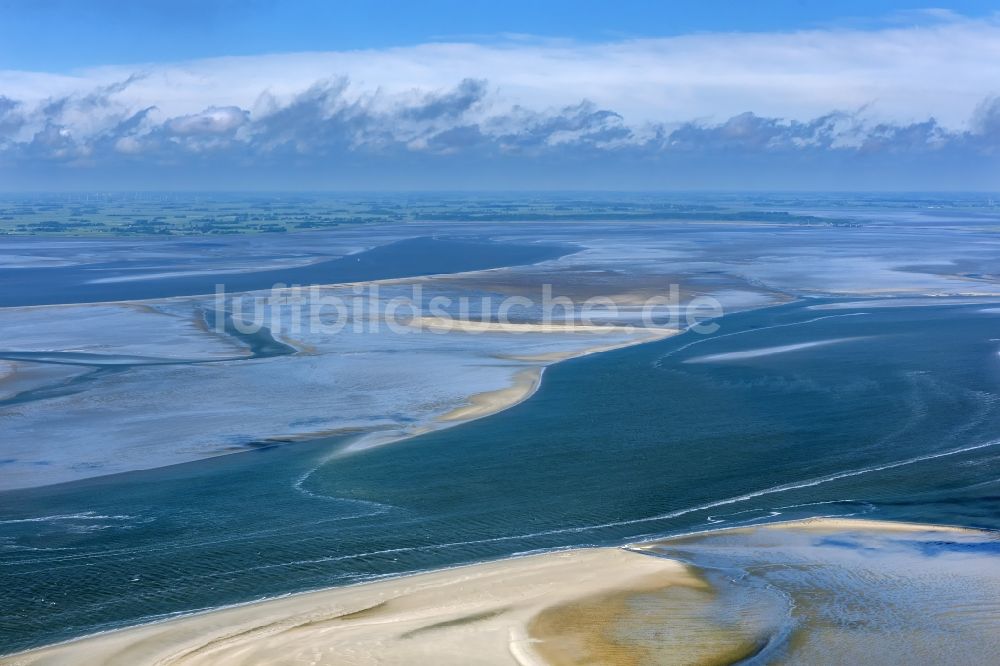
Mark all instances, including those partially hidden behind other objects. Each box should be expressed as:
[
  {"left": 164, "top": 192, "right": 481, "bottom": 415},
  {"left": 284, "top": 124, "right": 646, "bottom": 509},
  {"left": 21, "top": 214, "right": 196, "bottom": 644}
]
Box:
[{"left": 2, "top": 12, "right": 999, "bottom": 190}]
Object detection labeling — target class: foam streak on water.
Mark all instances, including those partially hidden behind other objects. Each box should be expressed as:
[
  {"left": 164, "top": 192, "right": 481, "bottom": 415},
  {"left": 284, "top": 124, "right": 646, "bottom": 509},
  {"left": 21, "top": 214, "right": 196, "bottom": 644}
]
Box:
[{"left": 2, "top": 300, "right": 1000, "bottom": 654}]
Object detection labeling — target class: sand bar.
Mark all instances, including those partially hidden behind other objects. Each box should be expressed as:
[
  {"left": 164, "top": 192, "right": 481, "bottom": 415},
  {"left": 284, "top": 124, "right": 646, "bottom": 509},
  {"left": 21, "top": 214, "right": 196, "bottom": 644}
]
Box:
[
  {"left": 504, "top": 327, "right": 679, "bottom": 362},
  {"left": 431, "top": 323, "right": 679, "bottom": 422},
  {"left": 5, "top": 518, "right": 998, "bottom": 665},
  {"left": 409, "top": 316, "right": 657, "bottom": 335},
  {"left": 0, "top": 548, "right": 696, "bottom": 666},
  {"left": 439, "top": 367, "right": 543, "bottom": 422}
]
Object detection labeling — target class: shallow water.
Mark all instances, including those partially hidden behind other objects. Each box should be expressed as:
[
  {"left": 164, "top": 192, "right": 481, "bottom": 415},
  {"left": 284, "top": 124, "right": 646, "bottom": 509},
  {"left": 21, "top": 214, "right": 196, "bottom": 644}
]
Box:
[
  {"left": 642, "top": 523, "right": 1000, "bottom": 664},
  {"left": 0, "top": 236, "right": 571, "bottom": 306},
  {"left": 2, "top": 299, "right": 999, "bottom": 653}
]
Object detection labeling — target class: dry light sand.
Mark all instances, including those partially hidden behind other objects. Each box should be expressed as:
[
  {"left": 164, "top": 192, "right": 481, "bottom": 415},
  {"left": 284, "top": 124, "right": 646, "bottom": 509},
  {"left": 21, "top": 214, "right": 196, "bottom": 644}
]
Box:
[
  {"left": 439, "top": 367, "right": 543, "bottom": 422},
  {"left": 4, "top": 518, "right": 996, "bottom": 666},
  {"left": 409, "top": 317, "right": 655, "bottom": 335},
  {"left": 426, "top": 320, "right": 679, "bottom": 423},
  {"left": 1, "top": 548, "right": 697, "bottom": 666}
]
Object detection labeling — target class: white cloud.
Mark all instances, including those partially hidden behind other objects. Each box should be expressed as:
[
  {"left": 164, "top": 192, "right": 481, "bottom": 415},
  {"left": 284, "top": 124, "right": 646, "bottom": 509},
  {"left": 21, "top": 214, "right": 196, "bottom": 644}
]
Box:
[
  {"left": 1, "top": 13, "right": 997, "bottom": 132},
  {"left": 0, "top": 12, "right": 998, "bottom": 177},
  {"left": 165, "top": 106, "right": 248, "bottom": 135}
]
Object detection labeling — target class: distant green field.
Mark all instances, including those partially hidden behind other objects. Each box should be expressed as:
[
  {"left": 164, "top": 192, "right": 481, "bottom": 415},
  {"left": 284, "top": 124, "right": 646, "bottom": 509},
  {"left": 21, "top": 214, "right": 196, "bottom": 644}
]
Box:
[
  {"left": 0, "top": 195, "right": 404, "bottom": 235},
  {"left": 4, "top": 191, "right": 976, "bottom": 236}
]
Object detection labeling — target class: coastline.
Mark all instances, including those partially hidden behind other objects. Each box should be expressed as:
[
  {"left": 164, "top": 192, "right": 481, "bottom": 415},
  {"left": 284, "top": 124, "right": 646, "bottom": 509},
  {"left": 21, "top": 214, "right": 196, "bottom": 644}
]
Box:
[
  {"left": 439, "top": 367, "right": 544, "bottom": 422},
  {"left": 14, "top": 296, "right": 1000, "bottom": 659},
  {"left": 5, "top": 517, "right": 995, "bottom": 665},
  {"left": 434, "top": 325, "right": 680, "bottom": 424},
  {"left": 0, "top": 271, "right": 685, "bottom": 491},
  {"left": 0, "top": 548, "right": 697, "bottom": 665},
  {"left": 316, "top": 321, "right": 684, "bottom": 456}
]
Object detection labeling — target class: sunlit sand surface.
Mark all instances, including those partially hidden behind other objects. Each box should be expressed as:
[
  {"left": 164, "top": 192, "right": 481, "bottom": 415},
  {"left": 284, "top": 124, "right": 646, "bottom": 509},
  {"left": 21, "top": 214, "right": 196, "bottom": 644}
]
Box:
[
  {"left": 0, "top": 285, "right": 680, "bottom": 489},
  {"left": 6, "top": 519, "right": 997, "bottom": 665},
  {"left": 439, "top": 367, "right": 543, "bottom": 422},
  {"left": 5, "top": 212, "right": 1000, "bottom": 659},
  {"left": 0, "top": 549, "right": 697, "bottom": 666},
  {"left": 409, "top": 317, "right": 646, "bottom": 334}
]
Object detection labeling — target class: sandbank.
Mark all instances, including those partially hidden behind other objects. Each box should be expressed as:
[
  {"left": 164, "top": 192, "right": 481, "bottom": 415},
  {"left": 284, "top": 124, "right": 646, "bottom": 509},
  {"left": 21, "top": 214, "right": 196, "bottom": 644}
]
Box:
[
  {"left": 1, "top": 548, "right": 695, "bottom": 666},
  {"left": 6, "top": 518, "right": 997, "bottom": 665}
]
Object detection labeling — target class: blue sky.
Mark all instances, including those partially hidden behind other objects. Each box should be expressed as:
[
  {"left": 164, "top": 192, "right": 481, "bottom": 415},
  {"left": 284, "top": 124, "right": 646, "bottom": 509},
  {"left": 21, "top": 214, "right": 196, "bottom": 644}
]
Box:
[
  {"left": 0, "top": 1, "right": 998, "bottom": 190},
  {"left": 2, "top": 1, "right": 998, "bottom": 70},
  {"left": 0, "top": 0, "right": 997, "bottom": 71}
]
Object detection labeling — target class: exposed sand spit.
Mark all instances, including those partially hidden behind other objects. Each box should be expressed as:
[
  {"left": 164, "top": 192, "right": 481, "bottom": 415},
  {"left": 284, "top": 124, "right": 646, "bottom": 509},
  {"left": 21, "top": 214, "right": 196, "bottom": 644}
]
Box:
[{"left": 1, "top": 549, "right": 696, "bottom": 666}]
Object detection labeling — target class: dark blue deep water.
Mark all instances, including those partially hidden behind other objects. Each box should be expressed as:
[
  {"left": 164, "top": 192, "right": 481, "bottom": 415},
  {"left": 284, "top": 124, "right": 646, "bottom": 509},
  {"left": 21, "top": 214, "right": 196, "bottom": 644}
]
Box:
[{"left": 2, "top": 300, "right": 999, "bottom": 652}]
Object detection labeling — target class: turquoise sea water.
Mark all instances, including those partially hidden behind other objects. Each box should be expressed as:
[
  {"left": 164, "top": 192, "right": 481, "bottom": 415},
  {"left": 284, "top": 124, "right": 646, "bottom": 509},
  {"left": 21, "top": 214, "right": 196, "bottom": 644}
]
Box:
[{"left": 2, "top": 299, "right": 1000, "bottom": 652}]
